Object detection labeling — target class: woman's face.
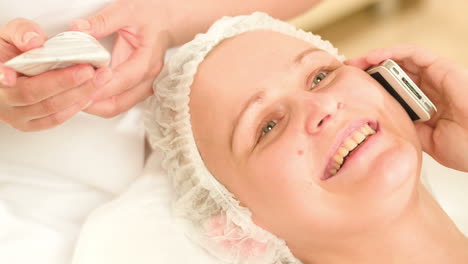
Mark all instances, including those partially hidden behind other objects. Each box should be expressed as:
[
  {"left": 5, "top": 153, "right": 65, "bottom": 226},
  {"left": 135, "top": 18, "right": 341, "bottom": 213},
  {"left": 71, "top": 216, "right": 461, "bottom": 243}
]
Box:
[{"left": 189, "top": 31, "right": 422, "bottom": 257}]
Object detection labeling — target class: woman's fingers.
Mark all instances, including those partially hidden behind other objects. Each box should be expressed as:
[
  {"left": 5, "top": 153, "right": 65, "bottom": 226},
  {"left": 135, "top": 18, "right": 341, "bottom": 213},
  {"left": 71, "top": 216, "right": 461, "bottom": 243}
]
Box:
[
  {"left": 83, "top": 78, "right": 154, "bottom": 118},
  {"left": 344, "top": 56, "right": 372, "bottom": 70},
  {"left": 70, "top": 0, "right": 173, "bottom": 118},
  {"left": 83, "top": 31, "right": 166, "bottom": 118},
  {"left": 2, "top": 65, "right": 112, "bottom": 107},
  {"left": 0, "top": 65, "right": 18, "bottom": 87},
  {"left": 20, "top": 98, "right": 92, "bottom": 132},
  {"left": 416, "top": 120, "right": 468, "bottom": 172},
  {"left": 12, "top": 70, "right": 111, "bottom": 120},
  {"left": 70, "top": 0, "right": 129, "bottom": 39},
  {"left": 0, "top": 18, "right": 49, "bottom": 87},
  {"left": 0, "top": 65, "right": 112, "bottom": 130},
  {"left": 1, "top": 65, "right": 94, "bottom": 106},
  {"left": 0, "top": 18, "right": 47, "bottom": 52},
  {"left": 110, "top": 31, "right": 135, "bottom": 69},
  {"left": 0, "top": 17, "right": 117, "bottom": 132},
  {"left": 95, "top": 47, "right": 154, "bottom": 100},
  {"left": 380, "top": 45, "right": 437, "bottom": 68},
  {"left": 414, "top": 122, "right": 436, "bottom": 154},
  {"left": 346, "top": 45, "right": 438, "bottom": 72},
  {"left": 345, "top": 48, "right": 393, "bottom": 70},
  {"left": 68, "top": 0, "right": 175, "bottom": 119}
]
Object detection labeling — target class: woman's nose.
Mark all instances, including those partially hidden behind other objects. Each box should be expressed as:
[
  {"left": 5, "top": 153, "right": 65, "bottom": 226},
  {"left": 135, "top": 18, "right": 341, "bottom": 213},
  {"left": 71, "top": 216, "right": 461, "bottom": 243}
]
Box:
[{"left": 304, "top": 95, "right": 343, "bottom": 135}]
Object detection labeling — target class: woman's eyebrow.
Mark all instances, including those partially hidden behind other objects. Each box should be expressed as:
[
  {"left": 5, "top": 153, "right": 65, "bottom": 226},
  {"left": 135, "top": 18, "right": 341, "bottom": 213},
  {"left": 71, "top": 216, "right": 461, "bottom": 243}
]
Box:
[
  {"left": 230, "top": 48, "right": 323, "bottom": 152},
  {"left": 294, "top": 47, "right": 321, "bottom": 65},
  {"left": 231, "top": 90, "right": 266, "bottom": 151}
]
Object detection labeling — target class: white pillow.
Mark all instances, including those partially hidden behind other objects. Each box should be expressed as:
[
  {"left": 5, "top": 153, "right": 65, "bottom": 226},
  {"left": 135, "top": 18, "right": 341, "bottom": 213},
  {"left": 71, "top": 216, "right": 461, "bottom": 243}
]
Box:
[
  {"left": 71, "top": 151, "right": 220, "bottom": 264},
  {"left": 421, "top": 153, "right": 468, "bottom": 236},
  {"left": 72, "top": 151, "right": 468, "bottom": 264}
]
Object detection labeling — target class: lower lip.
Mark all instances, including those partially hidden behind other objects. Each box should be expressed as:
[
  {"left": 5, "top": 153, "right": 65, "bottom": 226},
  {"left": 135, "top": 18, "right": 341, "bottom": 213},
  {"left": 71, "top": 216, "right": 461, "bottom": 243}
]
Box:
[{"left": 322, "top": 129, "right": 382, "bottom": 181}]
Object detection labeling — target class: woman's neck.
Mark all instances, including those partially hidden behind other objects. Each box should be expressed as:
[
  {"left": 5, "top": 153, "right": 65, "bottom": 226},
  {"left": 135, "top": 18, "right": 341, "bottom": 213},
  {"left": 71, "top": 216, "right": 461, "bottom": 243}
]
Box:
[{"left": 302, "top": 184, "right": 468, "bottom": 264}]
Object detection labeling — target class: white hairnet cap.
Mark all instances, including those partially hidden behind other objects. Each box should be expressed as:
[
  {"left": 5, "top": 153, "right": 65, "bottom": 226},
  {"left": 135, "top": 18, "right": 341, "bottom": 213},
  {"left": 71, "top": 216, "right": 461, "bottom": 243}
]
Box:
[{"left": 145, "top": 12, "right": 344, "bottom": 264}]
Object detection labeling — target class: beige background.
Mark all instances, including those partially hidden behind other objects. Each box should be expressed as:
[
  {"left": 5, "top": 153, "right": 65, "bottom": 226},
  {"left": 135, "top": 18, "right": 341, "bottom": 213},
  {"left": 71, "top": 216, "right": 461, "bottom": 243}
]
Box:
[{"left": 292, "top": 0, "right": 468, "bottom": 66}]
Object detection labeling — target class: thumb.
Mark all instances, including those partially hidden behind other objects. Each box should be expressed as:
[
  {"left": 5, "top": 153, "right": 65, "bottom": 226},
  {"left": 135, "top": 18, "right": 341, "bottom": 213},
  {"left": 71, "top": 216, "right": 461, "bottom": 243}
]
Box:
[
  {"left": 0, "top": 64, "right": 17, "bottom": 87},
  {"left": 344, "top": 57, "right": 371, "bottom": 70},
  {"left": 70, "top": 2, "right": 129, "bottom": 39},
  {"left": 414, "top": 122, "right": 436, "bottom": 156}
]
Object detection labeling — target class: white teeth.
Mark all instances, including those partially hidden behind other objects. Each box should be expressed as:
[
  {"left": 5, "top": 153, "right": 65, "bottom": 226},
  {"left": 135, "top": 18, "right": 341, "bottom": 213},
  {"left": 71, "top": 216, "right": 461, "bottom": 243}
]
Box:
[
  {"left": 338, "top": 147, "right": 349, "bottom": 157},
  {"left": 344, "top": 138, "right": 358, "bottom": 150},
  {"left": 360, "top": 126, "right": 368, "bottom": 135},
  {"left": 352, "top": 130, "right": 366, "bottom": 142},
  {"left": 329, "top": 123, "right": 377, "bottom": 176},
  {"left": 363, "top": 124, "right": 376, "bottom": 135},
  {"left": 333, "top": 154, "right": 344, "bottom": 165}
]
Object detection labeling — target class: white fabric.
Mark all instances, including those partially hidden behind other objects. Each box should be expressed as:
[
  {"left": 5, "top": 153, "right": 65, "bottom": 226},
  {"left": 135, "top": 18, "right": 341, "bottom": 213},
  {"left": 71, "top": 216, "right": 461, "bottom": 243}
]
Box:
[
  {"left": 0, "top": 1, "right": 145, "bottom": 264},
  {"left": 144, "top": 12, "right": 344, "bottom": 264},
  {"left": 72, "top": 151, "right": 221, "bottom": 264},
  {"left": 71, "top": 153, "right": 468, "bottom": 264},
  {"left": 421, "top": 153, "right": 468, "bottom": 236}
]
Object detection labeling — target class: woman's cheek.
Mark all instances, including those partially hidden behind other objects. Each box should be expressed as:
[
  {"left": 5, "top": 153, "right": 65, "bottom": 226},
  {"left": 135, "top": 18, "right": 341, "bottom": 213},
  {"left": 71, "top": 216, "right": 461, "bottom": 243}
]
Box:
[
  {"left": 336, "top": 68, "right": 387, "bottom": 107},
  {"left": 260, "top": 139, "right": 316, "bottom": 185}
]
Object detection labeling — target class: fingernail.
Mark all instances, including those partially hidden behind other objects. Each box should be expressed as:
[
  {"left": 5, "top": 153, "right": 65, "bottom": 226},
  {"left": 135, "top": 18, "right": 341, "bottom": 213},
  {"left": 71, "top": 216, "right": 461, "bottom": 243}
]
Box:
[
  {"left": 71, "top": 19, "right": 91, "bottom": 33},
  {"left": 0, "top": 71, "right": 6, "bottom": 86},
  {"left": 0, "top": 69, "right": 12, "bottom": 86},
  {"left": 75, "top": 68, "right": 94, "bottom": 83},
  {"left": 94, "top": 68, "right": 112, "bottom": 87},
  {"left": 22, "top": 32, "right": 40, "bottom": 46}
]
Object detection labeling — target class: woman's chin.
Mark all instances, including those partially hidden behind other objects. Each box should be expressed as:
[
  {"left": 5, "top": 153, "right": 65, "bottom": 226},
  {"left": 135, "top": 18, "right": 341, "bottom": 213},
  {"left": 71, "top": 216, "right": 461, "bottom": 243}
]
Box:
[
  {"left": 371, "top": 143, "right": 421, "bottom": 196},
  {"left": 324, "top": 130, "right": 421, "bottom": 199}
]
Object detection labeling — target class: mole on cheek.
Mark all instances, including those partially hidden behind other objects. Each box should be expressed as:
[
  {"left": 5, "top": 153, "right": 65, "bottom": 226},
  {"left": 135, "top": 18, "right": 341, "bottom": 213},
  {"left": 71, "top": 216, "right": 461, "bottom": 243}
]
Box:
[{"left": 297, "top": 149, "right": 304, "bottom": 156}]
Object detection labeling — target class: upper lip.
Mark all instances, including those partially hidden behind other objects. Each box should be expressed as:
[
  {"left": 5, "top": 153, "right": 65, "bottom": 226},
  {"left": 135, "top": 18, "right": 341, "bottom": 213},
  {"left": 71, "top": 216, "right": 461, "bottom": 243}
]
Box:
[{"left": 321, "top": 118, "right": 378, "bottom": 180}]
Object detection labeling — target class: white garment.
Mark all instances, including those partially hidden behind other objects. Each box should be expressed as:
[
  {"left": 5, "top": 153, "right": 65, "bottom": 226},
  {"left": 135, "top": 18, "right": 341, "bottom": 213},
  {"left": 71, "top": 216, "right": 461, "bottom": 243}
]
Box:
[
  {"left": 72, "top": 151, "right": 221, "bottom": 264},
  {"left": 0, "top": 1, "right": 145, "bottom": 263},
  {"left": 70, "top": 153, "right": 468, "bottom": 264}
]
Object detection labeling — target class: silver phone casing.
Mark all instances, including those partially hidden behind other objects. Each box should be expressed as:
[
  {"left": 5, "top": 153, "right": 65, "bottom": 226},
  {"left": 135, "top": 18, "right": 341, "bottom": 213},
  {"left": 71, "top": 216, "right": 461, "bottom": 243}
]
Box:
[{"left": 367, "top": 60, "right": 436, "bottom": 122}]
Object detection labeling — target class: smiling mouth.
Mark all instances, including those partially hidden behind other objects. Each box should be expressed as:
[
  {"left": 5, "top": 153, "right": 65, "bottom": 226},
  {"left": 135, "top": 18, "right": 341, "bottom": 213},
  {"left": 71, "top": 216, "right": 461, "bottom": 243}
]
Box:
[{"left": 323, "top": 122, "right": 379, "bottom": 180}]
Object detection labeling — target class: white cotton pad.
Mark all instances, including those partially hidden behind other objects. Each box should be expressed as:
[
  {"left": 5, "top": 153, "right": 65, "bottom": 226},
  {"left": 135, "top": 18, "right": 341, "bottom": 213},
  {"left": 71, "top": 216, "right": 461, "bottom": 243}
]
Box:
[{"left": 4, "top": 31, "right": 110, "bottom": 76}]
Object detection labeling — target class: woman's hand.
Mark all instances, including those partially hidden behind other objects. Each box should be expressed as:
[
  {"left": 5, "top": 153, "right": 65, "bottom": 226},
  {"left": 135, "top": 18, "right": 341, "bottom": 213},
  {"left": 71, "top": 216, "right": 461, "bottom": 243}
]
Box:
[
  {"left": 347, "top": 45, "right": 468, "bottom": 172},
  {"left": 0, "top": 18, "right": 112, "bottom": 132},
  {"left": 70, "top": 0, "right": 173, "bottom": 118}
]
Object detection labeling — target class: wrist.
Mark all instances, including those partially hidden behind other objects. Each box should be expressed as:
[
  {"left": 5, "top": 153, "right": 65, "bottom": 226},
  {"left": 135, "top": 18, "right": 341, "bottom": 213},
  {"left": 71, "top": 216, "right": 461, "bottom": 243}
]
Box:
[{"left": 164, "top": 3, "right": 198, "bottom": 47}]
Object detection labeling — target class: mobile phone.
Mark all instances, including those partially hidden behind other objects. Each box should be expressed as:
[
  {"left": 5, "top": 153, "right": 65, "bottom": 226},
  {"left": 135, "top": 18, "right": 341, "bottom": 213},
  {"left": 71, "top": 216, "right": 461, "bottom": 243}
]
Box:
[{"left": 367, "top": 59, "right": 437, "bottom": 122}]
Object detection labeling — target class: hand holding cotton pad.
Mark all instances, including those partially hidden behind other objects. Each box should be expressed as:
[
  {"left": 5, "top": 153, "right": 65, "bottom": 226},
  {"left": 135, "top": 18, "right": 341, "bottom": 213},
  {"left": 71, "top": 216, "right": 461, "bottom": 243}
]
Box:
[{"left": 5, "top": 31, "right": 110, "bottom": 76}]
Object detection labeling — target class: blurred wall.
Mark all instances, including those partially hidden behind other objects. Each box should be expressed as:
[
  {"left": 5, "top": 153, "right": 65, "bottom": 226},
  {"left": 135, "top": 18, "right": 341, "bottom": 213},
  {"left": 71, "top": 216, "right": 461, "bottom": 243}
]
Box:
[{"left": 291, "top": 0, "right": 468, "bottom": 66}]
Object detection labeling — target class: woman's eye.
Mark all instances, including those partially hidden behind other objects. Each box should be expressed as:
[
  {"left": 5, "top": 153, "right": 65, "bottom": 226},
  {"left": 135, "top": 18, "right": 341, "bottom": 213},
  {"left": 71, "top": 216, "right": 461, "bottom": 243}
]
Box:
[
  {"left": 260, "top": 120, "right": 278, "bottom": 138},
  {"left": 310, "top": 71, "right": 328, "bottom": 89}
]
